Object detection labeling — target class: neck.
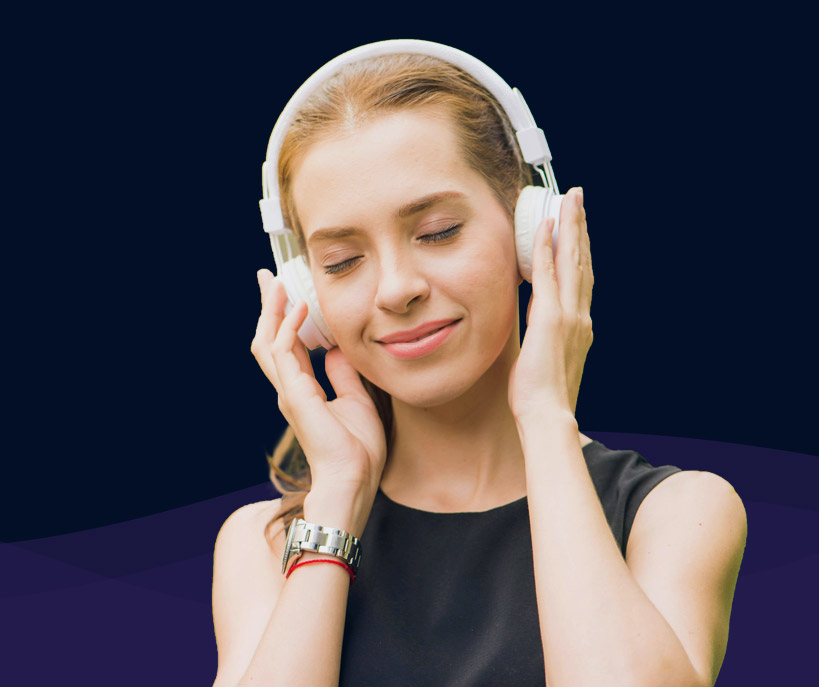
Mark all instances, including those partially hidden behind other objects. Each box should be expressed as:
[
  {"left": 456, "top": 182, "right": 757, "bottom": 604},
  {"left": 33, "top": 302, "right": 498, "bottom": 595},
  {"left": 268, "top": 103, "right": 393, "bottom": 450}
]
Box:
[{"left": 379, "top": 315, "right": 530, "bottom": 512}]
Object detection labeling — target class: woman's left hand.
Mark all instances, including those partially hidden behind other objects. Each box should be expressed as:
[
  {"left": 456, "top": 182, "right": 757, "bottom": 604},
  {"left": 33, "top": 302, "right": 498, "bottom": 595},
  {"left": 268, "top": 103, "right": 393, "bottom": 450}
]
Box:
[{"left": 508, "top": 186, "right": 594, "bottom": 421}]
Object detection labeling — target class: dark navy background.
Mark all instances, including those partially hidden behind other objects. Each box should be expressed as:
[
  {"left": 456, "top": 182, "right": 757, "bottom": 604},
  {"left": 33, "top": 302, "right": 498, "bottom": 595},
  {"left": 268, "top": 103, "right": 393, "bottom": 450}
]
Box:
[{"left": 4, "top": 5, "right": 815, "bottom": 686}]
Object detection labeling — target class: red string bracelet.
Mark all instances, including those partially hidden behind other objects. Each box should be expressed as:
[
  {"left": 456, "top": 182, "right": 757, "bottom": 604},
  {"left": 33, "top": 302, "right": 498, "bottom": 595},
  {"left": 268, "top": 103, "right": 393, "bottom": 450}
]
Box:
[{"left": 286, "top": 557, "right": 356, "bottom": 585}]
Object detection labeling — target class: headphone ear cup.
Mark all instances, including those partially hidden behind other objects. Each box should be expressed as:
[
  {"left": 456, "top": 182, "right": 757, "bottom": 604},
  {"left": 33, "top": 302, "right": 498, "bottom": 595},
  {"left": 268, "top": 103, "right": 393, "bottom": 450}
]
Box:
[
  {"left": 514, "top": 185, "right": 563, "bottom": 282},
  {"left": 278, "top": 257, "right": 337, "bottom": 350}
]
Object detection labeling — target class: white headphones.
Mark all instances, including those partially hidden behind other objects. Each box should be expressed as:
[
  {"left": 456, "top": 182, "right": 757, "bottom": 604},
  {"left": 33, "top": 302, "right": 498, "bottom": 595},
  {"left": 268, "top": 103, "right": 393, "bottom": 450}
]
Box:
[{"left": 259, "top": 39, "right": 564, "bottom": 350}]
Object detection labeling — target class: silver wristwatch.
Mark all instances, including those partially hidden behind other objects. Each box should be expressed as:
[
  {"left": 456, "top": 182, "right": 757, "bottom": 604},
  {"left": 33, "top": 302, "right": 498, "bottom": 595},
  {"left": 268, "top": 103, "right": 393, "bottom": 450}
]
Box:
[{"left": 281, "top": 518, "right": 362, "bottom": 575}]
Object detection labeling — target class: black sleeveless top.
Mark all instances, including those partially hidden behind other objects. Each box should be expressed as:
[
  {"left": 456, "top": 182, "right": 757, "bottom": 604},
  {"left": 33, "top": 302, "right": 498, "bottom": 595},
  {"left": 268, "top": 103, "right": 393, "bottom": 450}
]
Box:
[{"left": 339, "top": 439, "right": 682, "bottom": 686}]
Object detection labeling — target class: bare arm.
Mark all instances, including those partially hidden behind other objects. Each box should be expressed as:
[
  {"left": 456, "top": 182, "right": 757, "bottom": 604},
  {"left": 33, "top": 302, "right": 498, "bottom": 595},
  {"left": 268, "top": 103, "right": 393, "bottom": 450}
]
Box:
[
  {"left": 212, "top": 500, "right": 284, "bottom": 687},
  {"left": 518, "top": 412, "right": 746, "bottom": 687},
  {"left": 213, "top": 271, "right": 387, "bottom": 685},
  {"left": 211, "top": 487, "right": 375, "bottom": 687},
  {"left": 508, "top": 187, "right": 746, "bottom": 686}
]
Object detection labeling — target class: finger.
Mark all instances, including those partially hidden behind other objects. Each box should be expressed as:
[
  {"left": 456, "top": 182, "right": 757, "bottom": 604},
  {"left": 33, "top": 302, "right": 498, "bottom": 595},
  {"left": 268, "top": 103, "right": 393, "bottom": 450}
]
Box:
[
  {"left": 579, "top": 204, "right": 594, "bottom": 315},
  {"left": 570, "top": 191, "right": 593, "bottom": 315},
  {"left": 292, "top": 333, "right": 314, "bottom": 379},
  {"left": 251, "top": 273, "right": 291, "bottom": 387},
  {"left": 256, "top": 269, "right": 266, "bottom": 305},
  {"left": 260, "top": 276, "right": 315, "bottom": 378},
  {"left": 324, "top": 347, "right": 369, "bottom": 401},
  {"left": 271, "top": 299, "right": 309, "bottom": 382},
  {"left": 286, "top": 314, "right": 315, "bottom": 384},
  {"left": 274, "top": 300, "right": 329, "bottom": 408},
  {"left": 555, "top": 187, "right": 585, "bottom": 315},
  {"left": 529, "top": 217, "right": 561, "bottom": 326},
  {"left": 254, "top": 270, "right": 288, "bottom": 346}
]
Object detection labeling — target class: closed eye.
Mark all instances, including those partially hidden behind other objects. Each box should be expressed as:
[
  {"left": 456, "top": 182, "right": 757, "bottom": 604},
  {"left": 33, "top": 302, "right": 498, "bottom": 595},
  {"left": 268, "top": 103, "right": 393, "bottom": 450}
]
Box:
[
  {"left": 419, "top": 223, "right": 462, "bottom": 243},
  {"left": 324, "top": 256, "right": 359, "bottom": 275},
  {"left": 322, "top": 224, "right": 463, "bottom": 275}
]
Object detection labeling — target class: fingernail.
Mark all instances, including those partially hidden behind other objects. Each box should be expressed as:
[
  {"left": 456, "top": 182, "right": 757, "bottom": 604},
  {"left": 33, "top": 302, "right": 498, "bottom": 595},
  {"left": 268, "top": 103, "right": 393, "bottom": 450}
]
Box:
[
  {"left": 257, "top": 270, "right": 264, "bottom": 288},
  {"left": 574, "top": 187, "right": 584, "bottom": 208}
]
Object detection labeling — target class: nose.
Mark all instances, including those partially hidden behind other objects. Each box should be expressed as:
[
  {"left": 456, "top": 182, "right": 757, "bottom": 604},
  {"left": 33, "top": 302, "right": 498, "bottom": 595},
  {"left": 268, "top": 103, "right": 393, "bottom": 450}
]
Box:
[{"left": 373, "top": 251, "right": 430, "bottom": 314}]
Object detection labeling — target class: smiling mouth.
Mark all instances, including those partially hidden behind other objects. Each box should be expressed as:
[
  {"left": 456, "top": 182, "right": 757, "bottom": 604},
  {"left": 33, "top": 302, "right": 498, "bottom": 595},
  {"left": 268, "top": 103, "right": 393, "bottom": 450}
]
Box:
[
  {"left": 377, "top": 320, "right": 461, "bottom": 360},
  {"left": 405, "top": 326, "right": 447, "bottom": 342}
]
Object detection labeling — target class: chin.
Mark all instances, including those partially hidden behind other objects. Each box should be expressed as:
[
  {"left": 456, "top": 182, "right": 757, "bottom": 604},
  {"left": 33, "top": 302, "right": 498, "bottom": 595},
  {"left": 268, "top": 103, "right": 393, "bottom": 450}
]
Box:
[
  {"left": 385, "top": 375, "right": 474, "bottom": 410},
  {"left": 364, "top": 343, "right": 511, "bottom": 411}
]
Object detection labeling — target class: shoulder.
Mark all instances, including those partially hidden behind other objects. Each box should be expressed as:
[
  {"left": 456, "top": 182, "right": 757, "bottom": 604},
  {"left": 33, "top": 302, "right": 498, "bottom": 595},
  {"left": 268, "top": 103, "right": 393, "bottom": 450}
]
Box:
[
  {"left": 627, "top": 468, "right": 747, "bottom": 596},
  {"left": 213, "top": 498, "right": 290, "bottom": 596},
  {"left": 628, "top": 470, "right": 746, "bottom": 554},
  {"left": 624, "top": 471, "right": 747, "bottom": 686},
  {"left": 215, "top": 498, "right": 287, "bottom": 557},
  {"left": 213, "top": 497, "right": 288, "bottom": 596}
]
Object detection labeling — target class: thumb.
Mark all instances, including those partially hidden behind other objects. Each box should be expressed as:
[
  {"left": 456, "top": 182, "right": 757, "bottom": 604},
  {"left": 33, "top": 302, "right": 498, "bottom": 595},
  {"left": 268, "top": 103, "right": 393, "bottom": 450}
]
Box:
[{"left": 324, "top": 347, "right": 369, "bottom": 401}]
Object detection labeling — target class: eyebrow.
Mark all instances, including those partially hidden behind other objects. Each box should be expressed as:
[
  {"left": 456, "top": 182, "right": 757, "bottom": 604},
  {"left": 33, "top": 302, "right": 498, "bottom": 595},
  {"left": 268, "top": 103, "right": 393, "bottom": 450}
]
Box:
[{"left": 307, "top": 190, "right": 468, "bottom": 247}]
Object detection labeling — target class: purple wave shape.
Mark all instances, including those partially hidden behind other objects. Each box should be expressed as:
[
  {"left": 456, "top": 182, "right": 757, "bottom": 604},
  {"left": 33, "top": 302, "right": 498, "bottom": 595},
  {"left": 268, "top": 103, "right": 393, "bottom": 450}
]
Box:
[{"left": 1, "top": 434, "right": 816, "bottom": 686}]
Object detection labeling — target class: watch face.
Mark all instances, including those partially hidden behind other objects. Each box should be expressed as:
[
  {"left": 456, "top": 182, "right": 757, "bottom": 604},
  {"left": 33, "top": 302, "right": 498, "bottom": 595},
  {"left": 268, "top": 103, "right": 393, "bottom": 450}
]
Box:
[{"left": 281, "top": 518, "right": 298, "bottom": 574}]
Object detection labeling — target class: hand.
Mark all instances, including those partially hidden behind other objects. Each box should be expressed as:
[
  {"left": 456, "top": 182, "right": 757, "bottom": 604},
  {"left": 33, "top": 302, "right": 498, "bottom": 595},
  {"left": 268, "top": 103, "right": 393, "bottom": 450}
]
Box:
[
  {"left": 250, "top": 270, "right": 387, "bottom": 494},
  {"left": 508, "top": 187, "right": 594, "bottom": 420}
]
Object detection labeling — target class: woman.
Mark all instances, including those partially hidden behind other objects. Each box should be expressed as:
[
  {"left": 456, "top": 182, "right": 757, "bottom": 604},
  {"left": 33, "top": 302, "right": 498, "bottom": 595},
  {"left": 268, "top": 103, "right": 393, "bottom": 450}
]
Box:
[{"left": 212, "top": 43, "right": 746, "bottom": 687}]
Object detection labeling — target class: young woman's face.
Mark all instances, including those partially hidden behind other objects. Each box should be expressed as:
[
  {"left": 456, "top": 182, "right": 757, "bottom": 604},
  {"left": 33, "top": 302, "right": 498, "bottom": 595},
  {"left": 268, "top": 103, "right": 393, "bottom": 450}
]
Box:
[{"left": 290, "top": 107, "right": 521, "bottom": 408}]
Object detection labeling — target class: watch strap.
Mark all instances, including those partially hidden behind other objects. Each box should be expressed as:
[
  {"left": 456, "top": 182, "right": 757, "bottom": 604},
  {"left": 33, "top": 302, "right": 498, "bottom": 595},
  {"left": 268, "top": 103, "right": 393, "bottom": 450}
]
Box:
[{"left": 281, "top": 518, "right": 362, "bottom": 575}]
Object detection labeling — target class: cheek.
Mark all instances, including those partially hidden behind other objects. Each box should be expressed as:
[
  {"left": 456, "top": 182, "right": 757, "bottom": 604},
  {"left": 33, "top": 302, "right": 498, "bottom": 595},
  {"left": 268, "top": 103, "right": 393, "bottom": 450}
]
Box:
[
  {"left": 316, "top": 282, "right": 376, "bottom": 363},
  {"left": 461, "top": 224, "right": 520, "bottom": 308},
  {"left": 475, "top": 229, "right": 521, "bottom": 345}
]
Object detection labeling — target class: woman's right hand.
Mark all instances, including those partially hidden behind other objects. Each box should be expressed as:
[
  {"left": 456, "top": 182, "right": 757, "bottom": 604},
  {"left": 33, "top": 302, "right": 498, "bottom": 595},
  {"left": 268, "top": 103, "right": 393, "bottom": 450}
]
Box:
[{"left": 250, "top": 269, "right": 388, "bottom": 500}]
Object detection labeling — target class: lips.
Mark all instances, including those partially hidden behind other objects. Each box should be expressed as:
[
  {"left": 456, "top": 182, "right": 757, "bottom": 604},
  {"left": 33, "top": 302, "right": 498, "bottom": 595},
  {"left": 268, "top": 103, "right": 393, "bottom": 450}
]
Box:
[
  {"left": 377, "top": 319, "right": 461, "bottom": 360},
  {"left": 377, "top": 319, "right": 460, "bottom": 344}
]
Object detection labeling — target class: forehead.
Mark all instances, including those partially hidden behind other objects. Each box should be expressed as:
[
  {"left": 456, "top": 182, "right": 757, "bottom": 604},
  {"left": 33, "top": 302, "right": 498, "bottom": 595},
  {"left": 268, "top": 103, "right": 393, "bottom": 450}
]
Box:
[{"left": 290, "top": 109, "right": 481, "bottom": 237}]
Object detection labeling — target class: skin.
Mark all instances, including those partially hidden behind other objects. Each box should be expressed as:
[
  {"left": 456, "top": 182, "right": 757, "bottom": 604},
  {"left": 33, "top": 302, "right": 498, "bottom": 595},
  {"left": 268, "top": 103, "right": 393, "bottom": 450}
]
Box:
[
  {"left": 274, "top": 105, "right": 590, "bottom": 511},
  {"left": 224, "top": 104, "right": 746, "bottom": 687}
]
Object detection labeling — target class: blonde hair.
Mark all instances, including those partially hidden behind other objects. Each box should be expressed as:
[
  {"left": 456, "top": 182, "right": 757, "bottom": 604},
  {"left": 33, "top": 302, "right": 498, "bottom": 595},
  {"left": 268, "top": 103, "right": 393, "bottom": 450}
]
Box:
[{"left": 264, "top": 52, "right": 534, "bottom": 544}]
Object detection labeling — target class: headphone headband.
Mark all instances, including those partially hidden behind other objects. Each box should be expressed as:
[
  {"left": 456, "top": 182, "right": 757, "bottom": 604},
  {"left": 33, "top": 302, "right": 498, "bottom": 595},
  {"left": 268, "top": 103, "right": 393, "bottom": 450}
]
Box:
[{"left": 260, "top": 39, "right": 555, "bottom": 235}]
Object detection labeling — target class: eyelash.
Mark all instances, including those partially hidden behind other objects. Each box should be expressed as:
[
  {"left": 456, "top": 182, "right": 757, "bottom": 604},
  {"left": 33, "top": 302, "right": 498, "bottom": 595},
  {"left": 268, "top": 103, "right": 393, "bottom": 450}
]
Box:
[{"left": 323, "top": 224, "right": 463, "bottom": 275}]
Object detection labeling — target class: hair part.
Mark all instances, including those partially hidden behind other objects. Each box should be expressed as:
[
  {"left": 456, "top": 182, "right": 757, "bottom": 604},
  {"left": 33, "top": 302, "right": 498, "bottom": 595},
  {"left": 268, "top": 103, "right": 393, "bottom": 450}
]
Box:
[{"left": 264, "top": 52, "right": 534, "bottom": 545}]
